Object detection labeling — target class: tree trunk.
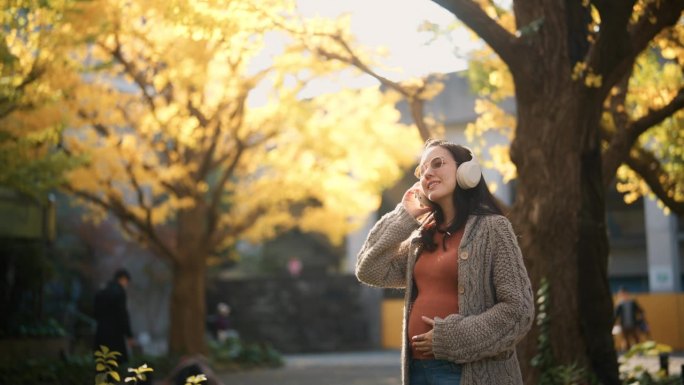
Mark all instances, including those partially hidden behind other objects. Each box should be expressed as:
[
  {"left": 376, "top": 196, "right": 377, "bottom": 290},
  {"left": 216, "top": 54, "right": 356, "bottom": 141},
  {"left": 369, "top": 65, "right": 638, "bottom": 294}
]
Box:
[
  {"left": 578, "top": 142, "right": 620, "bottom": 385},
  {"left": 168, "top": 205, "right": 209, "bottom": 355},
  {"left": 510, "top": 75, "right": 620, "bottom": 383},
  {"left": 169, "top": 259, "right": 207, "bottom": 355},
  {"left": 511, "top": 88, "right": 586, "bottom": 383}
]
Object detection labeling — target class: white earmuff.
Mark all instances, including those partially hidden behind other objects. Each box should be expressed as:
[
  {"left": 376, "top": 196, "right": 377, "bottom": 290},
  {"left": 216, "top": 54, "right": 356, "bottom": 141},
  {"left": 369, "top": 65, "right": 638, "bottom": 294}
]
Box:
[{"left": 456, "top": 147, "right": 482, "bottom": 189}]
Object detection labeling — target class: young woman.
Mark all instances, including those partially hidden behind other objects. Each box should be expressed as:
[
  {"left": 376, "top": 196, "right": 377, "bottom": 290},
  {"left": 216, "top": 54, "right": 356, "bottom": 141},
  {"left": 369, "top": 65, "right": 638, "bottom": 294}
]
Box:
[{"left": 356, "top": 139, "right": 534, "bottom": 385}]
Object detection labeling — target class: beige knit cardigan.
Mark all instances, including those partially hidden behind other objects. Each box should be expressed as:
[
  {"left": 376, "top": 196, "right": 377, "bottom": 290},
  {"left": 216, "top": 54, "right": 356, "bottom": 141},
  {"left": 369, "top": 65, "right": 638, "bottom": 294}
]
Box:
[{"left": 356, "top": 204, "right": 534, "bottom": 385}]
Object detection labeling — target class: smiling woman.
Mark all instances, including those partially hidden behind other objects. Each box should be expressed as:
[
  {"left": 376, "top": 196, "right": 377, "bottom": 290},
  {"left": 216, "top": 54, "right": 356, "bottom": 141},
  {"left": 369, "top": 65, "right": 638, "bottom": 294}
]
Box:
[{"left": 356, "top": 139, "right": 534, "bottom": 385}]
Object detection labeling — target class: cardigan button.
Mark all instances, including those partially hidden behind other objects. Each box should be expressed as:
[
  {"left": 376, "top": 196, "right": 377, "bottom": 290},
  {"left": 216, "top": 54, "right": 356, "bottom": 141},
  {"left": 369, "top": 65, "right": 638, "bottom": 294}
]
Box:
[
  {"left": 458, "top": 285, "right": 465, "bottom": 294},
  {"left": 460, "top": 251, "right": 469, "bottom": 260}
]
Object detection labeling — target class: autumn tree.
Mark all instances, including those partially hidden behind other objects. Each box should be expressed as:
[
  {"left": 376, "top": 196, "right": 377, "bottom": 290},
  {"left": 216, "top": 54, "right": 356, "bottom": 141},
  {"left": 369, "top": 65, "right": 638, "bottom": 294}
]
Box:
[
  {"left": 422, "top": 0, "right": 684, "bottom": 384},
  {"left": 0, "top": 0, "right": 82, "bottom": 196},
  {"left": 40, "top": 0, "right": 422, "bottom": 355}
]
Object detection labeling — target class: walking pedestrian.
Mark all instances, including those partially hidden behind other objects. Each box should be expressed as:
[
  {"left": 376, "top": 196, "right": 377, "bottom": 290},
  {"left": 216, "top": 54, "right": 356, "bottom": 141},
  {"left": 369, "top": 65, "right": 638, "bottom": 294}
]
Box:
[
  {"left": 356, "top": 139, "right": 534, "bottom": 385},
  {"left": 94, "top": 268, "right": 137, "bottom": 364},
  {"left": 614, "top": 287, "right": 647, "bottom": 351}
]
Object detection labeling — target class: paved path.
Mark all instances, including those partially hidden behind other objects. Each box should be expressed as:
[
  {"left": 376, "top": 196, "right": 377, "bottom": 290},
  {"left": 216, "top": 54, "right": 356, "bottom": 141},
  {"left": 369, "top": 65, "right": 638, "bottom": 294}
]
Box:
[
  {"left": 218, "top": 350, "right": 401, "bottom": 385},
  {"left": 217, "top": 350, "right": 684, "bottom": 385}
]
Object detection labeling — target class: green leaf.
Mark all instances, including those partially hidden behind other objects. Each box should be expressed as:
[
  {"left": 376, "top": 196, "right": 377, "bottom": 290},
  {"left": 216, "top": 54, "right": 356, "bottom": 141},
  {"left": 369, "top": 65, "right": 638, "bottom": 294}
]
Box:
[
  {"left": 96, "top": 363, "right": 107, "bottom": 371},
  {"left": 109, "top": 371, "right": 121, "bottom": 382}
]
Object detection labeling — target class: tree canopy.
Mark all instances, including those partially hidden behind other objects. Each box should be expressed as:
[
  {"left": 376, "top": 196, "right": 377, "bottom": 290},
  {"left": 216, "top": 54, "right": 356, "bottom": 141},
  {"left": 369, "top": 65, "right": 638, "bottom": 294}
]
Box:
[
  {"left": 432, "top": 0, "right": 684, "bottom": 214},
  {"left": 1, "top": 0, "right": 82, "bottom": 197},
  {"left": 4, "top": 0, "right": 429, "bottom": 353}
]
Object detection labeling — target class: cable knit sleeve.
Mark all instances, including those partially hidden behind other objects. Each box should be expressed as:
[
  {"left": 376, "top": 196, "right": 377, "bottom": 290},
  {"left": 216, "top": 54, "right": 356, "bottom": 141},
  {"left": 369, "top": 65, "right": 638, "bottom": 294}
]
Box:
[
  {"left": 431, "top": 215, "right": 534, "bottom": 363},
  {"left": 355, "top": 203, "right": 420, "bottom": 289}
]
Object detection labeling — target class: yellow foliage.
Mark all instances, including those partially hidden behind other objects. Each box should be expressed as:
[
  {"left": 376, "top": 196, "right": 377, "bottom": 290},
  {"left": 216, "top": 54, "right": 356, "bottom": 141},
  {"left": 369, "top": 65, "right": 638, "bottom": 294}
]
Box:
[
  {"left": 572, "top": 61, "right": 602, "bottom": 88},
  {"left": 584, "top": 72, "right": 603, "bottom": 88},
  {"left": 2, "top": 0, "right": 423, "bottom": 256},
  {"left": 467, "top": 99, "right": 516, "bottom": 140},
  {"left": 486, "top": 145, "right": 517, "bottom": 183}
]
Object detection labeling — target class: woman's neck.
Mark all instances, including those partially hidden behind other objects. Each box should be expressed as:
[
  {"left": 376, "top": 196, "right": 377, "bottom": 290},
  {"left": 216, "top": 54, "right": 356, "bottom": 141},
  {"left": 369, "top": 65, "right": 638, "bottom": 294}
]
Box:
[{"left": 439, "top": 203, "right": 456, "bottom": 228}]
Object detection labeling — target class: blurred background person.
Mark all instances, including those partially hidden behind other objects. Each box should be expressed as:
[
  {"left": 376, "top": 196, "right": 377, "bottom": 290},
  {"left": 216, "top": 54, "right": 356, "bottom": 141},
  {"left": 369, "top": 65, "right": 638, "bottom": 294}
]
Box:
[
  {"left": 212, "top": 302, "right": 238, "bottom": 343},
  {"left": 613, "top": 286, "right": 646, "bottom": 351},
  {"left": 94, "top": 268, "right": 137, "bottom": 364}
]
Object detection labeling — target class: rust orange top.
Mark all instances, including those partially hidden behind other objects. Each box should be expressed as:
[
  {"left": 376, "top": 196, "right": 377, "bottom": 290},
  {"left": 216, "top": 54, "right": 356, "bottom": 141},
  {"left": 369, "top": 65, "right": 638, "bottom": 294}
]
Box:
[{"left": 408, "top": 229, "right": 463, "bottom": 359}]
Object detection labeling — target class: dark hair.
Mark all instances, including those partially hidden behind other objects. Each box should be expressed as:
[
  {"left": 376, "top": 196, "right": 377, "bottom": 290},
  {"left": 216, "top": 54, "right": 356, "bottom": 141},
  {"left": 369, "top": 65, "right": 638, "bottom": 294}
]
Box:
[
  {"left": 417, "top": 139, "right": 503, "bottom": 252},
  {"left": 113, "top": 268, "right": 131, "bottom": 282}
]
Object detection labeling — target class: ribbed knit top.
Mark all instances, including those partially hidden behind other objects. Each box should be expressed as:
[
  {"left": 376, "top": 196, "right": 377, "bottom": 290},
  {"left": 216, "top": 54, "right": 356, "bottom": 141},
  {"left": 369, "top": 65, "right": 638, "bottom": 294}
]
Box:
[
  {"left": 355, "top": 204, "right": 534, "bottom": 385},
  {"left": 408, "top": 229, "right": 463, "bottom": 359}
]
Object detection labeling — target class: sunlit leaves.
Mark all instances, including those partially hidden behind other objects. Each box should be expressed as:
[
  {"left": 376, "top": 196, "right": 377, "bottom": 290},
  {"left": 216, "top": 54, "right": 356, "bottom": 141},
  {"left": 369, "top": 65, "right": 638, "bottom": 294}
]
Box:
[
  {"left": 125, "top": 364, "right": 154, "bottom": 384},
  {"left": 94, "top": 345, "right": 122, "bottom": 385},
  {"left": 40, "top": 0, "right": 422, "bottom": 255},
  {"left": 613, "top": 45, "right": 684, "bottom": 208},
  {"left": 0, "top": 0, "right": 84, "bottom": 196}
]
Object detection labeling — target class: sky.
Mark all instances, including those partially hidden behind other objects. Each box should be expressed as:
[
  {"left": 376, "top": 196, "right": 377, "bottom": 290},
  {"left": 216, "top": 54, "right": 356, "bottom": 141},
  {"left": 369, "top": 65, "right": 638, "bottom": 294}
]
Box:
[
  {"left": 295, "top": 0, "right": 473, "bottom": 78},
  {"left": 247, "top": 0, "right": 479, "bottom": 104}
]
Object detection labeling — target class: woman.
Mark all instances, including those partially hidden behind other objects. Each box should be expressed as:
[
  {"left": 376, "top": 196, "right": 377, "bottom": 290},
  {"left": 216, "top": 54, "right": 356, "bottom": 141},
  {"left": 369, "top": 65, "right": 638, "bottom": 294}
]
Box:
[{"left": 356, "top": 139, "right": 534, "bottom": 385}]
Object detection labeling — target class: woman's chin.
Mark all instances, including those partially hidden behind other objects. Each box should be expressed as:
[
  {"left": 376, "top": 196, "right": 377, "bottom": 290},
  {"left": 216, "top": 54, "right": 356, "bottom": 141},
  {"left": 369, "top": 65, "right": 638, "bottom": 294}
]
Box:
[{"left": 427, "top": 193, "right": 445, "bottom": 206}]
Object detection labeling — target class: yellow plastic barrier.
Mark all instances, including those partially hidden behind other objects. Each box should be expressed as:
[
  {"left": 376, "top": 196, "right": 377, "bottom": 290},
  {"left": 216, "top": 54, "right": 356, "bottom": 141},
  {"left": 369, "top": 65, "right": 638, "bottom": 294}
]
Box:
[
  {"left": 382, "top": 299, "right": 404, "bottom": 349},
  {"left": 629, "top": 293, "right": 684, "bottom": 350}
]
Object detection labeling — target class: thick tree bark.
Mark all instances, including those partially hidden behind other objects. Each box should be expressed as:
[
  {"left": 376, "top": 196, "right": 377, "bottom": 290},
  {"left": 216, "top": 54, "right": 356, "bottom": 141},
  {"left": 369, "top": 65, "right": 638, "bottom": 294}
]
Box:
[
  {"left": 510, "top": 83, "right": 586, "bottom": 383},
  {"left": 509, "top": 86, "right": 621, "bottom": 384},
  {"left": 510, "top": 82, "right": 619, "bottom": 385},
  {"left": 169, "top": 258, "right": 207, "bottom": 355},
  {"left": 168, "top": 205, "right": 209, "bottom": 355},
  {"left": 578, "top": 142, "right": 619, "bottom": 385}
]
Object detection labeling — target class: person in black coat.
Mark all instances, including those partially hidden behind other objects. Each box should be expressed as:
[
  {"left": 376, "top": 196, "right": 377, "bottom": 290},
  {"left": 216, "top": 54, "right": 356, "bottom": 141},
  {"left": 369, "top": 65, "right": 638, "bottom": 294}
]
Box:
[{"left": 94, "top": 268, "right": 136, "bottom": 363}]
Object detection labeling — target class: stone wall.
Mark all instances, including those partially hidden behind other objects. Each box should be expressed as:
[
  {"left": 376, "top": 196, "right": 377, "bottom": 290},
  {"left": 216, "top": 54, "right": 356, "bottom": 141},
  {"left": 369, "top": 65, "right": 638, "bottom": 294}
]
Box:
[{"left": 206, "top": 274, "right": 382, "bottom": 353}]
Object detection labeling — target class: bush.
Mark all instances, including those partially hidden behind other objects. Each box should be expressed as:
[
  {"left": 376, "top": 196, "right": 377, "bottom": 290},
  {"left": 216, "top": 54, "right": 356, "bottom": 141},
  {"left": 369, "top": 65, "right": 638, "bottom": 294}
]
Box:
[
  {"left": 619, "top": 341, "right": 681, "bottom": 385},
  {"left": 0, "top": 354, "right": 93, "bottom": 385},
  {"left": 208, "top": 336, "right": 283, "bottom": 371}
]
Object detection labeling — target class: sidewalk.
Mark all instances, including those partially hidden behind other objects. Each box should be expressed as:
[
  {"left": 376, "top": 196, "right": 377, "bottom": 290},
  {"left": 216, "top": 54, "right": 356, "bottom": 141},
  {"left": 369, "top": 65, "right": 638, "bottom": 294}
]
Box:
[
  {"left": 216, "top": 350, "right": 684, "bottom": 385},
  {"left": 218, "top": 350, "right": 401, "bottom": 385}
]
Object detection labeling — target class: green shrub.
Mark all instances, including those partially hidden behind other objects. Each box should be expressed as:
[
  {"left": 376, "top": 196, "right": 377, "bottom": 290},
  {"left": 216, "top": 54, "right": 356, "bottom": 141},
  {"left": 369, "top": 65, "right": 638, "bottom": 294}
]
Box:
[
  {"left": 619, "top": 341, "right": 681, "bottom": 385},
  {"left": 208, "top": 336, "right": 283, "bottom": 370},
  {"left": 0, "top": 339, "right": 282, "bottom": 385},
  {"left": 0, "top": 354, "right": 93, "bottom": 385},
  {"left": 531, "top": 277, "right": 595, "bottom": 385}
]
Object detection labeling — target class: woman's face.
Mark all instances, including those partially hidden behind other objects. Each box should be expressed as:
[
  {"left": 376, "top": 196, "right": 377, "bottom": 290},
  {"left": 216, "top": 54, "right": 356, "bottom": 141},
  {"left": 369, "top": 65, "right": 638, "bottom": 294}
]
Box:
[{"left": 418, "top": 146, "right": 457, "bottom": 205}]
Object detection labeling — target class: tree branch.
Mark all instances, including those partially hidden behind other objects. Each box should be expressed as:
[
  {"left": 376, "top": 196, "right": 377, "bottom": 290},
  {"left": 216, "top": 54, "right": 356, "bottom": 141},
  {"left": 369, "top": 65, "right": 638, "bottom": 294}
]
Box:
[
  {"left": 625, "top": 147, "right": 684, "bottom": 216},
  {"left": 603, "top": 86, "right": 684, "bottom": 185},
  {"left": 122, "top": 159, "right": 158, "bottom": 239},
  {"left": 0, "top": 62, "right": 45, "bottom": 119},
  {"left": 431, "top": 0, "right": 525, "bottom": 71},
  {"left": 195, "top": 89, "right": 248, "bottom": 180},
  {"left": 629, "top": 0, "right": 684, "bottom": 57},
  {"left": 205, "top": 139, "right": 245, "bottom": 239},
  {"left": 100, "top": 34, "right": 159, "bottom": 116},
  {"left": 66, "top": 186, "right": 180, "bottom": 262},
  {"left": 208, "top": 205, "right": 267, "bottom": 251},
  {"left": 592, "top": 0, "right": 684, "bottom": 92},
  {"left": 313, "top": 35, "right": 436, "bottom": 140},
  {"left": 631, "top": 87, "right": 684, "bottom": 137}
]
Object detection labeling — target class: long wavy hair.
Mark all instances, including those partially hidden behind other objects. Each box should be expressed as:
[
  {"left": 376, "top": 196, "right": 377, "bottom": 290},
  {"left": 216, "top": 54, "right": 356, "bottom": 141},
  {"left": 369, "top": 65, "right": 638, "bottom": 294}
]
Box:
[{"left": 417, "top": 139, "right": 503, "bottom": 252}]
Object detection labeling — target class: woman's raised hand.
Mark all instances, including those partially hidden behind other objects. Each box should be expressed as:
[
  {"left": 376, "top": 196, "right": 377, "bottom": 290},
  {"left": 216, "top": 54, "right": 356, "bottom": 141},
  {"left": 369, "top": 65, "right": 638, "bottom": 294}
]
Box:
[{"left": 402, "top": 182, "right": 433, "bottom": 219}]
